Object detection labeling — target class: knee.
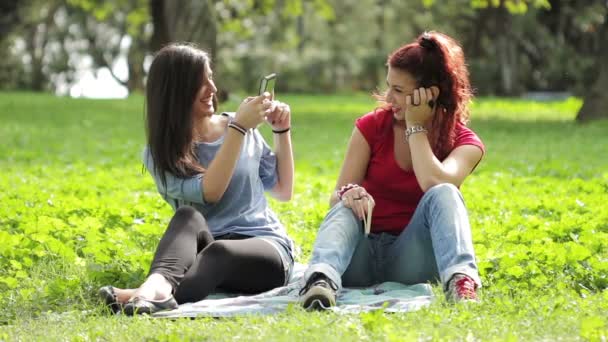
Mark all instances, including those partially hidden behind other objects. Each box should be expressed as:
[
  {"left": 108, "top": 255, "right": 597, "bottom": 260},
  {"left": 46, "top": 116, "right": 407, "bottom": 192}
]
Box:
[
  {"left": 316, "top": 202, "right": 362, "bottom": 239},
  {"left": 323, "top": 202, "right": 360, "bottom": 227},
  {"left": 169, "top": 206, "right": 207, "bottom": 231},
  {"left": 327, "top": 202, "right": 357, "bottom": 219},
  {"left": 422, "top": 183, "right": 462, "bottom": 204},
  {"left": 174, "top": 205, "right": 205, "bottom": 221}
]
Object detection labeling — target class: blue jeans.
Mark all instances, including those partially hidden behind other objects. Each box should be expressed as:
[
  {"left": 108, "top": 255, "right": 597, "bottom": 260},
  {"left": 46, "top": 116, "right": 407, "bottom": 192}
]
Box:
[{"left": 304, "top": 183, "right": 481, "bottom": 291}]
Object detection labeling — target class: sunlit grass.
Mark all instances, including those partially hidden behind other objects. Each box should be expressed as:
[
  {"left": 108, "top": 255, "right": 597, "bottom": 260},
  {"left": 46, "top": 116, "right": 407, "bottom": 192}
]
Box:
[{"left": 0, "top": 92, "right": 607, "bottom": 340}]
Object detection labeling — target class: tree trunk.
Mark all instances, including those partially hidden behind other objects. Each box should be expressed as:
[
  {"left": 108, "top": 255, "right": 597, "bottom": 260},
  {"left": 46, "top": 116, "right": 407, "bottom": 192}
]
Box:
[
  {"left": 296, "top": 15, "right": 305, "bottom": 53},
  {"left": 24, "top": 2, "right": 59, "bottom": 91},
  {"left": 374, "top": 0, "right": 386, "bottom": 89},
  {"left": 149, "top": 0, "right": 169, "bottom": 52},
  {"left": 149, "top": 0, "right": 223, "bottom": 98},
  {"left": 496, "top": 6, "right": 517, "bottom": 95},
  {"left": 26, "top": 24, "right": 46, "bottom": 91},
  {"left": 127, "top": 37, "right": 146, "bottom": 92},
  {"left": 0, "top": 1, "right": 20, "bottom": 43},
  {"left": 576, "top": 22, "right": 608, "bottom": 122},
  {"left": 152, "top": 0, "right": 218, "bottom": 58}
]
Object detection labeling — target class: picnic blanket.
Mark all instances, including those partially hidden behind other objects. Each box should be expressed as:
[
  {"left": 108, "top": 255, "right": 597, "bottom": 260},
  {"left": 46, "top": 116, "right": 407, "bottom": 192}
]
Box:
[{"left": 153, "top": 263, "right": 434, "bottom": 318}]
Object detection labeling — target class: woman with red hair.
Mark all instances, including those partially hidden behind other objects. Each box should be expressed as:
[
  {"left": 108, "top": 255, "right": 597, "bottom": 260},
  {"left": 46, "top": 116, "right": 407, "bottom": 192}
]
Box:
[{"left": 299, "top": 31, "right": 485, "bottom": 309}]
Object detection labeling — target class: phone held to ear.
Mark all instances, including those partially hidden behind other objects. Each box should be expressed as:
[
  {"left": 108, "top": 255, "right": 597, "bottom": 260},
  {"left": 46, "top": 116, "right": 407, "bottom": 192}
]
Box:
[{"left": 258, "top": 73, "right": 276, "bottom": 96}]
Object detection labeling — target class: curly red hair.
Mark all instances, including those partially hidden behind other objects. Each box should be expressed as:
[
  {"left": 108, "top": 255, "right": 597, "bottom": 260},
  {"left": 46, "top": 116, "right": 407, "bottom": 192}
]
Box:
[{"left": 379, "top": 31, "right": 473, "bottom": 160}]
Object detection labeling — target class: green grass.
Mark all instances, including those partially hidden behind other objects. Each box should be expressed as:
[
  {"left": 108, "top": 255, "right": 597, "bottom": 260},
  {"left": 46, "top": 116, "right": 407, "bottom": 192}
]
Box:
[{"left": 0, "top": 92, "right": 607, "bottom": 341}]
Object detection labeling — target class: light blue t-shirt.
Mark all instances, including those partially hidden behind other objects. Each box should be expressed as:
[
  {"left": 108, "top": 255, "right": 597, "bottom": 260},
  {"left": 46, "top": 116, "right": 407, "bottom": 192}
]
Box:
[{"left": 143, "top": 114, "right": 293, "bottom": 256}]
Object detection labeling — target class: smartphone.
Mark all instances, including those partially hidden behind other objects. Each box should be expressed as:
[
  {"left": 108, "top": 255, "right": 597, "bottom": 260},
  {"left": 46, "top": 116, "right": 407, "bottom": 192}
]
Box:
[{"left": 258, "top": 73, "right": 277, "bottom": 96}]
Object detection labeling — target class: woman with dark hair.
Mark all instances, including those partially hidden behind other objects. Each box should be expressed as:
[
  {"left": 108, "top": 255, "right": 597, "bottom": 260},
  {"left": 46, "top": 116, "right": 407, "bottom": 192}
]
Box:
[
  {"left": 100, "top": 43, "right": 295, "bottom": 315},
  {"left": 299, "top": 31, "right": 485, "bottom": 310}
]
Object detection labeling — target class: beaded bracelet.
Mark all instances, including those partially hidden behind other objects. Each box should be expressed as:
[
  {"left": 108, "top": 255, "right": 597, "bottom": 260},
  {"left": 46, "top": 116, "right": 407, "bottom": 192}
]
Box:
[{"left": 337, "top": 183, "right": 359, "bottom": 200}]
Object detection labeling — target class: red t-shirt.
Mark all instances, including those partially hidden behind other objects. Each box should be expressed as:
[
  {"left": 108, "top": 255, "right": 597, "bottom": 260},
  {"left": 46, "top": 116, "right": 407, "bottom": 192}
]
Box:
[{"left": 355, "top": 108, "right": 485, "bottom": 235}]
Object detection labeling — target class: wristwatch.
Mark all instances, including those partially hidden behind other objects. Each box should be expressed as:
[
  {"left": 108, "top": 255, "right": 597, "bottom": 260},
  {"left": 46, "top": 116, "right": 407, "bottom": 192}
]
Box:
[{"left": 405, "top": 125, "right": 428, "bottom": 140}]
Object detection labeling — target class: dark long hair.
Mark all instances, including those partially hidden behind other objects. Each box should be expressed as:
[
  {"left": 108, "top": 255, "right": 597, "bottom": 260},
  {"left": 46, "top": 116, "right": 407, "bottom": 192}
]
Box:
[
  {"left": 381, "top": 31, "right": 473, "bottom": 160},
  {"left": 145, "top": 43, "right": 218, "bottom": 186}
]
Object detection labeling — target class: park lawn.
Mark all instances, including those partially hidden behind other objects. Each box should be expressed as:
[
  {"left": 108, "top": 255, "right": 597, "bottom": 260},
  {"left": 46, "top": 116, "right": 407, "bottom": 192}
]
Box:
[{"left": 0, "top": 92, "right": 607, "bottom": 341}]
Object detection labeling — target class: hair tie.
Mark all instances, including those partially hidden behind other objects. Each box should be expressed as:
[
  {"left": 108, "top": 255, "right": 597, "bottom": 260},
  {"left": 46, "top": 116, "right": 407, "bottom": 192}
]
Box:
[{"left": 419, "top": 33, "right": 437, "bottom": 50}]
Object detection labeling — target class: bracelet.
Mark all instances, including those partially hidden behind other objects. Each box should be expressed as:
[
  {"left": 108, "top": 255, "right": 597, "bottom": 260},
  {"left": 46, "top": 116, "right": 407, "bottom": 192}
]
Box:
[
  {"left": 405, "top": 125, "right": 428, "bottom": 140},
  {"left": 230, "top": 120, "right": 247, "bottom": 132},
  {"left": 337, "top": 183, "right": 359, "bottom": 200},
  {"left": 228, "top": 123, "right": 247, "bottom": 135},
  {"left": 272, "top": 127, "right": 290, "bottom": 134}
]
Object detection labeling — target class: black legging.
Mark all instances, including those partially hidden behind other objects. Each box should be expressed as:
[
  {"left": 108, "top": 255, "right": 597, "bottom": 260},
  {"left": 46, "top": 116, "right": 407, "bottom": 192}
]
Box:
[{"left": 148, "top": 206, "right": 285, "bottom": 304}]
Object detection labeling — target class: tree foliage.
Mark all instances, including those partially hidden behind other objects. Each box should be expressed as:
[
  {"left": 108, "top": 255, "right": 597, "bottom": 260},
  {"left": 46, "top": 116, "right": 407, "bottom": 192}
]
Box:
[{"left": 1, "top": 0, "right": 607, "bottom": 121}]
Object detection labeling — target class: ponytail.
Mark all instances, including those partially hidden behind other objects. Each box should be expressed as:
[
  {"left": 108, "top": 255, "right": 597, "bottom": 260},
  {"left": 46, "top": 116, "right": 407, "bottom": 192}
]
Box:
[{"left": 387, "top": 31, "right": 472, "bottom": 159}]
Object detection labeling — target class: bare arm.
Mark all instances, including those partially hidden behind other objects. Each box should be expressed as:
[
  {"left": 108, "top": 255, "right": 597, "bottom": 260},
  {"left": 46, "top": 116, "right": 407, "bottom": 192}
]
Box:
[
  {"left": 329, "top": 127, "right": 371, "bottom": 207},
  {"left": 203, "top": 95, "right": 268, "bottom": 203},
  {"left": 405, "top": 87, "right": 483, "bottom": 192},
  {"left": 201, "top": 129, "right": 247, "bottom": 203},
  {"left": 269, "top": 130, "right": 294, "bottom": 201},
  {"left": 408, "top": 132, "right": 483, "bottom": 192},
  {"left": 263, "top": 101, "right": 294, "bottom": 201}
]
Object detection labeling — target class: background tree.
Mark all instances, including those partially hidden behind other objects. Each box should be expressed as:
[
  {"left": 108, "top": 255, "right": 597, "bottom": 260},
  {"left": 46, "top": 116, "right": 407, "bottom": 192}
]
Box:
[
  {"left": 576, "top": 20, "right": 607, "bottom": 122},
  {"left": 67, "top": 0, "right": 150, "bottom": 92},
  {"left": 0, "top": 0, "right": 606, "bottom": 122},
  {"left": 150, "top": 0, "right": 217, "bottom": 55},
  {"left": 0, "top": 0, "right": 64, "bottom": 91},
  {"left": 0, "top": 0, "right": 30, "bottom": 90}
]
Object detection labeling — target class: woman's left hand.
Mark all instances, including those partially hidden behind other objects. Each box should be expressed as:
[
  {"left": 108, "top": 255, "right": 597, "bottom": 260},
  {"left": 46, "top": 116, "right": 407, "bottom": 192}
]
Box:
[
  {"left": 265, "top": 100, "right": 291, "bottom": 131},
  {"left": 340, "top": 185, "right": 375, "bottom": 220},
  {"left": 405, "top": 87, "right": 436, "bottom": 126}
]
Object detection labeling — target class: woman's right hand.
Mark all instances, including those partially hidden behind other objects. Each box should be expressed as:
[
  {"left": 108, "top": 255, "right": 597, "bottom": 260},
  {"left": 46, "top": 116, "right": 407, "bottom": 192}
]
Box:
[
  {"left": 234, "top": 93, "right": 273, "bottom": 130},
  {"left": 341, "top": 186, "right": 375, "bottom": 220}
]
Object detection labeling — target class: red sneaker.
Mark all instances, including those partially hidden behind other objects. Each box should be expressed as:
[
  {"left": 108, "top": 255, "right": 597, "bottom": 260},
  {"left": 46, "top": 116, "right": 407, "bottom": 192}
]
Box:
[{"left": 446, "top": 274, "right": 479, "bottom": 302}]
